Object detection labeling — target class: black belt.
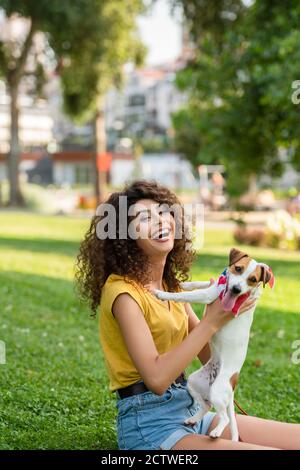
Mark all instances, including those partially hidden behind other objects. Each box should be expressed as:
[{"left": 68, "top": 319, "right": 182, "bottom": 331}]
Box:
[{"left": 116, "top": 372, "right": 186, "bottom": 400}]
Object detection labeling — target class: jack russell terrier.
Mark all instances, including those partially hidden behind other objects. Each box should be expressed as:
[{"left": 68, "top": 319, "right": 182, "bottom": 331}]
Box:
[{"left": 154, "top": 248, "right": 275, "bottom": 441}]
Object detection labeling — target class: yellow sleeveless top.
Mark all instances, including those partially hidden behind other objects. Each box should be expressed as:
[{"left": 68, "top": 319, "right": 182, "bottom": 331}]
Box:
[{"left": 99, "top": 273, "right": 188, "bottom": 392}]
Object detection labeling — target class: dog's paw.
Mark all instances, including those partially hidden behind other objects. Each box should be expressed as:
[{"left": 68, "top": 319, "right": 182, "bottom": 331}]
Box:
[
  {"left": 184, "top": 417, "right": 199, "bottom": 426},
  {"left": 209, "top": 429, "right": 221, "bottom": 439},
  {"left": 153, "top": 289, "right": 168, "bottom": 301}
]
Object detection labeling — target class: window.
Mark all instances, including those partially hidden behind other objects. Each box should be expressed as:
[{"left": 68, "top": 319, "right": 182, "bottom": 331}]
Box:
[
  {"left": 128, "top": 94, "right": 145, "bottom": 107},
  {"left": 74, "top": 164, "right": 92, "bottom": 184}
]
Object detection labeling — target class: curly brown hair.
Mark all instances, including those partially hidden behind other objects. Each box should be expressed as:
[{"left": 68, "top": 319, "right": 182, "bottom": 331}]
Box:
[{"left": 75, "top": 179, "right": 195, "bottom": 315}]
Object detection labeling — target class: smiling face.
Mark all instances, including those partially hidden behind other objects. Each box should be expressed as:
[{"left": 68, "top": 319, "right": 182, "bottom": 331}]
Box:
[{"left": 130, "top": 199, "right": 175, "bottom": 259}]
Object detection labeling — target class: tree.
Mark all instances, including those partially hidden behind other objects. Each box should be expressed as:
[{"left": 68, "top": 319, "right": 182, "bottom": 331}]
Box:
[
  {"left": 0, "top": 0, "right": 145, "bottom": 206},
  {"left": 172, "top": 0, "right": 300, "bottom": 196},
  {"left": 60, "top": 0, "right": 146, "bottom": 203}
]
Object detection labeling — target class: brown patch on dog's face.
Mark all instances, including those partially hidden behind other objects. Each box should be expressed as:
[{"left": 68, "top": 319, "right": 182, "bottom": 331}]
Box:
[
  {"left": 229, "top": 255, "right": 251, "bottom": 276},
  {"left": 229, "top": 248, "right": 249, "bottom": 266},
  {"left": 247, "top": 265, "right": 261, "bottom": 287}
]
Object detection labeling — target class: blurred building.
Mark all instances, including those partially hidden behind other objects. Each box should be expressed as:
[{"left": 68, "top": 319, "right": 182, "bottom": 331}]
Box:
[
  {"left": 0, "top": 15, "right": 54, "bottom": 154},
  {"left": 105, "top": 59, "right": 188, "bottom": 149},
  {"left": 0, "top": 14, "right": 196, "bottom": 190},
  {"left": 0, "top": 85, "right": 53, "bottom": 154},
  {"left": 50, "top": 150, "right": 197, "bottom": 190},
  {"left": 0, "top": 80, "right": 54, "bottom": 182},
  {"left": 0, "top": 14, "right": 54, "bottom": 182},
  {"left": 52, "top": 151, "right": 112, "bottom": 186},
  {"left": 110, "top": 152, "right": 197, "bottom": 189}
]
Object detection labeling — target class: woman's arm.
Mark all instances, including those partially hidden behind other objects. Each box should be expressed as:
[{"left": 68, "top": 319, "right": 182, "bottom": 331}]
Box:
[{"left": 112, "top": 292, "right": 233, "bottom": 396}]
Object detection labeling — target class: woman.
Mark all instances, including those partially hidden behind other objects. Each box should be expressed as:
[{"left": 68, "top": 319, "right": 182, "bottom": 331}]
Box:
[{"left": 76, "top": 180, "right": 300, "bottom": 450}]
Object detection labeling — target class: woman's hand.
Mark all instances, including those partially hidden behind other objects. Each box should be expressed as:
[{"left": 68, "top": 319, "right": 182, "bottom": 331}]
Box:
[
  {"left": 238, "top": 297, "right": 257, "bottom": 314},
  {"left": 202, "top": 296, "right": 257, "bottom": 333}
]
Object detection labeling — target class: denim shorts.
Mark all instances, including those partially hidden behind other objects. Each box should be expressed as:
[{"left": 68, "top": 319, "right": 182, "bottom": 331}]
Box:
[{"left": 116, "top": 379, "right": 216, "bottom": 450}]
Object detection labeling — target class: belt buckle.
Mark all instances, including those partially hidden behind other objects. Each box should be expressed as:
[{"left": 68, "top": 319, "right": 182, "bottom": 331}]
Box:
[
  {"left": 172, "top": 381, "right": 181, "bottom": 388},
  {"left": 172, "top": 372, "right": 185, "bottom": 388}
]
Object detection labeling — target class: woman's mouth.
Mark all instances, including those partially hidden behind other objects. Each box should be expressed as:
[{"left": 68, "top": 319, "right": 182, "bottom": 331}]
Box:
[{"left": 152, "top": 228, "right": 172, "bottom": 242}]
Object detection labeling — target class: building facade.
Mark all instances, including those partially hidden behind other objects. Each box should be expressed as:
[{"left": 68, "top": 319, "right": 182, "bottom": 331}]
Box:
[{"left": 105, "top": 59, "right": 188, "bottom": 149}]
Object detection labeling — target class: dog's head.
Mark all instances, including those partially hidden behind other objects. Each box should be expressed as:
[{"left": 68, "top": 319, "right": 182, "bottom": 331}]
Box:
[{"left": 221, "top": 248, "right": 275, "bottom": 312}]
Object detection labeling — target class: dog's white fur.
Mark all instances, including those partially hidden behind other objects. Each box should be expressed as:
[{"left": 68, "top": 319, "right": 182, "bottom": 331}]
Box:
[{"left": 154, "top": 257, "right": 266, "bottom": 441}]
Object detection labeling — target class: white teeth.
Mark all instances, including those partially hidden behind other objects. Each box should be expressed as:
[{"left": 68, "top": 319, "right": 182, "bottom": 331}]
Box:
[{"left": 153, "top": 229, "right": 170, "bottom": 239}]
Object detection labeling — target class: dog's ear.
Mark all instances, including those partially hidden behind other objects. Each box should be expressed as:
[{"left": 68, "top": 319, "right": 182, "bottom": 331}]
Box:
[
  {"left": 259, "top": 264, "right": 275, "bottom": 288},
  {"left": 229, "top": 248, "right": 248, "bottom": 266},
  {"left": 260, "top": 265, "right": 271, "bottom": 287}
]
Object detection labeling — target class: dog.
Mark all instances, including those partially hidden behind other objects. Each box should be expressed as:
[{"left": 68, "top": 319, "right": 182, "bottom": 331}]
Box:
[{"left": 154, "top": 248, "right": 275, "bottom": 441}]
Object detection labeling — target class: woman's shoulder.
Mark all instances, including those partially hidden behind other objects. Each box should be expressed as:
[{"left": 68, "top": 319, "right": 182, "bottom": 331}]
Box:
[
  {"left": 104, "top": 273, "right": 126, "bottom": 285},
  {"left": 103, "top": 273, "right": 143, "bottom": 292},
  {"left": 100, "top": 273, "right": 148, "bottom": 317}
]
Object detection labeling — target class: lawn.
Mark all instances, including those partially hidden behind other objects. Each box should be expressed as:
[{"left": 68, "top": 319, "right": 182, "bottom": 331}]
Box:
[{"left": 0, "top": 212, "right": 299, "bottom": 449}]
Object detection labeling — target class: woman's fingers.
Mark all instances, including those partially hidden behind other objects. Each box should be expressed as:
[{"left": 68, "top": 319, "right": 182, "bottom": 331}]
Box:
[{"left": 239, "top": 298, "right": 257, "bottom": 313}]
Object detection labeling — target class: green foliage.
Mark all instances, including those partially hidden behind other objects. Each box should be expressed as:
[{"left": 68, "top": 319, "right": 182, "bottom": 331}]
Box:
[
  {"left": 137, "top": 135, "right": 172, "bottom": 153},
  {"left": 0, "top": 0, "right": 146, "bottom": 119},
  {"left": 58, "top": 0, "right": 147, "bottom": 122},
  {"left": 172, "top": 0, "right": 300, "bottom": 195},
  {"left": 0, "top": 0, "right": 147, "bottom": 205}
]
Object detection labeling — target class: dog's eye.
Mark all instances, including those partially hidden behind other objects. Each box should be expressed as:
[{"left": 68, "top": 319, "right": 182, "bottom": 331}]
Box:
[
  {"left": 249, "top": 277, "right": 257, "bottom": 283},
  {"left": 235, "top": 266, "right": 242, "bottom": 273}
]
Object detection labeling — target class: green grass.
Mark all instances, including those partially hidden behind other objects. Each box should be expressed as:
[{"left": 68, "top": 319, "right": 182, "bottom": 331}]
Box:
[{"left": 0, "top": 212, "right": 299, "bottom": 449}]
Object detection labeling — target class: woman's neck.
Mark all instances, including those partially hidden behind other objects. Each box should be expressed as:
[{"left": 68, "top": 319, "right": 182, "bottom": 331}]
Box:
[{"left": 147, "top": 257, "right": 166, "bottom": 290}]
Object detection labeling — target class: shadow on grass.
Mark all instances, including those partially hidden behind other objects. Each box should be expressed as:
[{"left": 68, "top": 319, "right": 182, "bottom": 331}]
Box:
[{"left": 0, "top": 236, "right": 80, "bottom": 257}]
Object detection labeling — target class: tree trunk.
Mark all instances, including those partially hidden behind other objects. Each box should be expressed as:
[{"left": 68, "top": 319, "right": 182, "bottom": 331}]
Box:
[
  {"left": 6, "top": 18, "right": 35, "bottom": 207},
  {"left": 92, "top": 115, "right": 101, "bottom": 206},
  {"left": 248, "top": 173, "right": 257, "bottom": 196},
  {"left": 7, "top": 83, "right": 24, "bottom": 206},
  {"left": 92, "top": 103, "right": 107, "bottom": 205}
]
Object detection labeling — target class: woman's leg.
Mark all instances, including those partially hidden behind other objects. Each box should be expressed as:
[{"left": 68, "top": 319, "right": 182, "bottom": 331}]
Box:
[
  {"left": 172, "top": 413, "right": 300, "bottom": 450},
  {"left": 171, "top": 433, "right": 277, "bottom": 450},
  {"left": 212, "top": 414, "right": 300, "bottom": 450}
]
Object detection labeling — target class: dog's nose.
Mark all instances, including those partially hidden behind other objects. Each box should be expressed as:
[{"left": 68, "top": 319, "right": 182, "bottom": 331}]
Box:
[{"left": 232, "top": 285, "right": 242, "bottom": 295}]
